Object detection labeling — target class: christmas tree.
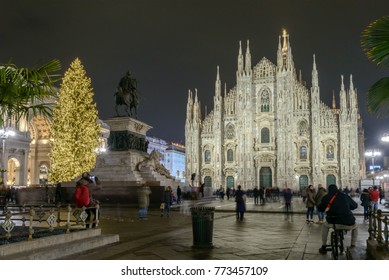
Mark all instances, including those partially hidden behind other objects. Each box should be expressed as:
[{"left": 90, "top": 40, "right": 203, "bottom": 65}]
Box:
[{"left": 49, "top": 58, "right": 100, "bottom": 182}]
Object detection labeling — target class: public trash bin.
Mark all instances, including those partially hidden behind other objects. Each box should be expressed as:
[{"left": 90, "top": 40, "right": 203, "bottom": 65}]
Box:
[{"left": 190, "top": 207, "right": 215, "bottom": 248}]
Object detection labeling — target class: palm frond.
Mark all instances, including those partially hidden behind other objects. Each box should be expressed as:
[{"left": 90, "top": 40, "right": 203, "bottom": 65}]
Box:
[
  {"left": 366, "top": 77, "right": 389, "bottom": 117},
  {"left": 361, "top": 15, "right": 389, "bottom": 67},
  {"left": 0, "top": 59, "right": 61, "bottom": 127}
]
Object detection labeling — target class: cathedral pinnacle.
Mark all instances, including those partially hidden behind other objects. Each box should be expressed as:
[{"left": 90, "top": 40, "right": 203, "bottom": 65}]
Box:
[
  {"left": 238, "top": 41, "right": 244, "bottom": 74},
  {"left": 245, "top": 40, "right": 251, "bottom": 73},
  {"left": 282, "top": 29, "right": 288, "bottom": 64},
  {"left": 312, "top": 54, "right": 318, "bottom": 89},
  {"left": 215, "top": 65, "right": 221, "bottom": 97}
]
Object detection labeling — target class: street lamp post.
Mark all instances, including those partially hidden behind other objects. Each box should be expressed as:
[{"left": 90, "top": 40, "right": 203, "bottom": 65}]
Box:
[
  {"left": 0, "top": 128, "right": 16, "bottom": 185},
  {"left": 365, "top": 149, "right": 381, "bottom": 186},
  {"left": 382, "top": 133, "right": 389, "bottom": 142}
]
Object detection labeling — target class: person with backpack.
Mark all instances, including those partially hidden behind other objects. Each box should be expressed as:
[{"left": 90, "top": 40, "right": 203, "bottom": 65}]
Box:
[{"left": 317, "top": 184, "right": 358, "bottom": 254}]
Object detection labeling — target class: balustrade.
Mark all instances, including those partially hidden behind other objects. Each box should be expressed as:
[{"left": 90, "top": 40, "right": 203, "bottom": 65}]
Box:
[
  {"left": 368, "top": 207, "right": 389, "bottom": 252},
  {"left": 0, "top": 203, "right": 100, "bottom": 243}
]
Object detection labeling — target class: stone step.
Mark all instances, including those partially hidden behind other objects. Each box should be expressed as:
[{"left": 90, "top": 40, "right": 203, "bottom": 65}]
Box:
[{"left": 0, "top": 229, "right": 119, "bottom": 260}]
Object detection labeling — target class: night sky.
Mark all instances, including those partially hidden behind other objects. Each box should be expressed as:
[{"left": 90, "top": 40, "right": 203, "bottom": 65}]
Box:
[{"left": 2, "top": 0, "right": 389, "bottom": 159}]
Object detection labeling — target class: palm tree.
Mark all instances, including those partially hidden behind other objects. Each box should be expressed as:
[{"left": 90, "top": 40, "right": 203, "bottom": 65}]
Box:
[
  {"left": 0, "top": 59, "right": 61, "bottom": 128},
  {"left": 361, "top": 15, "right": 389, "bottom": 117}
]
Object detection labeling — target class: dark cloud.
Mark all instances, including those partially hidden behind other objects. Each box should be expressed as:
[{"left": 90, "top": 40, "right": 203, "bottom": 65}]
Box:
[{"left": 1, "top": 0, "right": 389, "bottom": 156}]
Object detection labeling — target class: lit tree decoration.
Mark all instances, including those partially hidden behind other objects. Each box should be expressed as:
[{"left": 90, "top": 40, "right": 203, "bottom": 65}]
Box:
[{"left": 49, "top": 58, "right": 100, "bottom": 182}]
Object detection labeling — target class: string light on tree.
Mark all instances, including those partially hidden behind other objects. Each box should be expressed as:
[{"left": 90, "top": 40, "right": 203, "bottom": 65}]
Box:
[{"left": 49, "top": 58, "right": 100, "bottom": 182}]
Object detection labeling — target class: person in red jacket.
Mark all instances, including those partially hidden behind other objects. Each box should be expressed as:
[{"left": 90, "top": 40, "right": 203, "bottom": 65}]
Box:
[
  {"left": 74, "top": 181, "right": 90, "bottom": 208},
  {"left": 369, "top": 186, "right": 380, "bottom": 213}
]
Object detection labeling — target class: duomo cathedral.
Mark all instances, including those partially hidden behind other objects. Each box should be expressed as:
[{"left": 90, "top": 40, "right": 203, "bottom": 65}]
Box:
[{"left": 185, "top": 31, "right": 365, "bottom": 191}]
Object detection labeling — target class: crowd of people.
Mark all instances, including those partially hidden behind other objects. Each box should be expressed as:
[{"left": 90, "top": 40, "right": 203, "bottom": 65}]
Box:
[{"left": 0, "top": 185, "right": 16, "bottom": 204}]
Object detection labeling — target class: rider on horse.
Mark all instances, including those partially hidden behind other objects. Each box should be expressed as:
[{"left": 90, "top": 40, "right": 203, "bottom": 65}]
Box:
[{"left": 115, "top": 71, "right": 139, "bottom": 117}]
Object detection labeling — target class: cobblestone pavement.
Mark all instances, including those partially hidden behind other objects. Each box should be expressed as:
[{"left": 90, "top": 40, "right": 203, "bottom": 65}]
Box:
[{"left": 63, "top": 196, "right": 375, "bottom": 260}]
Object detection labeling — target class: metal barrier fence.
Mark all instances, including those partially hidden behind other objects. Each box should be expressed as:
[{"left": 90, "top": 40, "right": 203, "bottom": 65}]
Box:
[
  {"left": 0, "top": 203, "right": 100, "bottom": 242},
  {"left": 368, "top": 208, "right": 389, "bottom": 251}
]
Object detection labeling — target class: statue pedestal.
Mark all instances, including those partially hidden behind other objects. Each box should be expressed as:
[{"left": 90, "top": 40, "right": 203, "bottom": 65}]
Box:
[
  {"left": 92, "top": 117, "right": 180, "bottom": 189},
  {"left": 105, "top": 117, "right": 152, "bottom": 137},
  {"left": 91, "top": 117, "right": 152, "bottom": 184}
]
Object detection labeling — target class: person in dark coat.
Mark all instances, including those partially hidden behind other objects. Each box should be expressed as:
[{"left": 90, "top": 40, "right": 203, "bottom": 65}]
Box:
[
  {"left": 235, "top": 185, "right": 246, "bottom": 221},
  {"left": 317, "top": 184, "right": 358, "bottom": 254},
  {"left": 283, "top": 186, "right": 293, "bottom": 213},
  {"left": 305, "top": 185, "right": 315, "bottom": 223},
  {"left": 253, "top": 186, "right": 259, "bottom": 205},
  {"left": 314, "top": 184, "right": 327, "bottom": 224},
  {"left": 360, "top": 188, "right": 371, "bottom": 221},
  {"left": 176, "top": 185, "right": 182, "bottom": 204},
  {"left": 161, "top": 186, "right": 172, "bottom": 218},
  {"left": 259, "top": 186, "right": 265, "bottom": 205}
]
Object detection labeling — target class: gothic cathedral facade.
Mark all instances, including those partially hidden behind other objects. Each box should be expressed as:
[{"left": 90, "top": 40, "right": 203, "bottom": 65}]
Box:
[{"left": 185, "top": 31, "right": 365, "bottom": 191}]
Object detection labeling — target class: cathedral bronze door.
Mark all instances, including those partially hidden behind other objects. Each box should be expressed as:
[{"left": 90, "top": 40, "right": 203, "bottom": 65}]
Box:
[
  {"left": 326, "top": 174, "right": 336, "bottom": 187},
  {"left": 259, "top": 167, "right": 272, "bottom": 187},
  {"left": 299, "top": 175, "right": 308, "bottom": 191},
  {"left": 204, "top": 176, "right": 212, "bottom": 187},
  {"left": 226, "top": 176, "right": 234, "bottom": 189}
]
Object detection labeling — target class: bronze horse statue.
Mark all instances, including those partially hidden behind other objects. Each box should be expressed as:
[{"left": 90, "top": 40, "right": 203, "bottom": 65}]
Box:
[{"left": 115, "top": 71, "right": 139, "bottom": 117}]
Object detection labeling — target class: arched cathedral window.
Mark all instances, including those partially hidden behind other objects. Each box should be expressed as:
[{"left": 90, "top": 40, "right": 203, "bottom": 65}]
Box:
[
  {"left": 226, "top": 124, "right": 234, "bottom": 139},
  {"left": 298, "top": 120, "right": 308, "bottom": 136},
  {"left": 261, "top": 89, "right": 270, "bottom": 112},
  {"left": 300, "top": 146, "right": 307, "bottom": 160},
  {"left": 261, "top": 127, "right": 270, "bottom": 143},
  {"left": 227, "top": 149, "right": 234, "bottom": 162},
  {"left": 205, "top": 150, "right": 211, "bottom": 163}
]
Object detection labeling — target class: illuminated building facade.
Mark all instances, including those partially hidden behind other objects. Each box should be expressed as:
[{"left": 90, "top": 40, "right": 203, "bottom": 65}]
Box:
[{"left": 185, "top": 31, "right": 364, "bottom": 191}]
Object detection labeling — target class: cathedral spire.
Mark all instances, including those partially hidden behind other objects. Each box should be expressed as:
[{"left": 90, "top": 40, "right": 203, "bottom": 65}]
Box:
[
  {"left": 237, "top": 41, "right": 244, "bottom": 74},
  {"left": 332, "top": 90, "right": 337, "bottom": 111},
  {"left": 312, "top": 54, "right": 319, "bottom": 89},
  {"left": 277, "top": 34, "right": 283, "bottom": 69},
  {"left": 349, "top": 74, "right": 357, "bottom": 109},
  {"left": 215, "top": 65, "right": 221, "bottom": 97},
  {"left": 282, "top": 29, "right": 288, "bottom": 65},
  {"left": 340, "top": 75, "right": 348, "bottom": 110},
  {"left": 186, "top": 89, "right": 193, "bottom": 122},
  {"left": 193, "top": 88, "right": 199, "bottom": 120},
  {"left": 245, "top": 40, "right": 251, "bottom": 74}
]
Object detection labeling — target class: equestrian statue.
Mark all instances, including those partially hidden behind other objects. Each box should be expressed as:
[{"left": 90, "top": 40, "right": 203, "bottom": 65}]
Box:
[{"left": 115, "top": 71, "right": 139, "bottom": 117}]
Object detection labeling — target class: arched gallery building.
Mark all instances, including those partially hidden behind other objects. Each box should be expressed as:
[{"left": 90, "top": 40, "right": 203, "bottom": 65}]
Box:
[{"left": 0, "top": 115, "right": 109, "bottom": 187}]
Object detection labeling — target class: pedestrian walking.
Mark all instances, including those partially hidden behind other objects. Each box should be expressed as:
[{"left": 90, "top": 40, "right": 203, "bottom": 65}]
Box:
[
  {"left": 176, "top": 185, "right": 182, "bottom": 204},
  {"left": 226, "top": 187, "right": 231, "bottom": 200},
  {"left": 369, "top": 186, "right": 380, "bottom": 213},
  {"left": 137, "top": 185, "right": 151, "bottom": 220},
  {"left": 301, "top": 187, "right": 307, "bottom": 202},
  {"left": 360, "top": 188, "right": 371, "bottom": 221},
  {"left": 235, "top": 185, "right": 246, "bottom": 221},
  {"left": 305, "top": 185, "right": 315, "bottom": 223},
  {"left": 161, "top": 186, "right": 173, "bottom": 218},
  {"left": 259, "top": 186, "right": 265, "bottom": 205},
  {"left": 253, "top": 186, "right": 259, "bottom": 205},
  {"left": 283, "top": 185, "right": 293, "bottom": 213},
  {"left": 314, "top": 184, "right": 327, "bottom": 224},
  {"left": 379, "top": 186, "right": 384, "bottom": 204}
]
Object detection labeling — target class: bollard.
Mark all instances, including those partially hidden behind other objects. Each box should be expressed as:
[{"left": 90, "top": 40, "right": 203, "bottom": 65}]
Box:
[{"left": 190, "top": 207, "right": 215, "bottom": 248}]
